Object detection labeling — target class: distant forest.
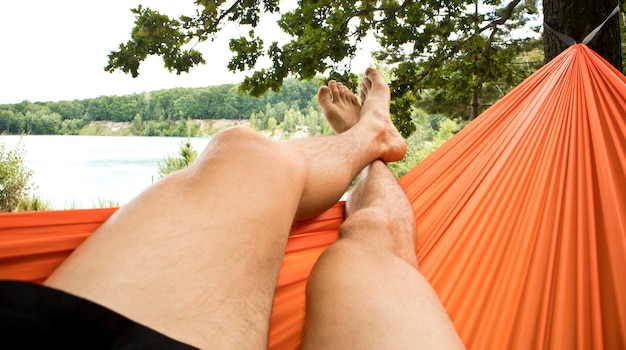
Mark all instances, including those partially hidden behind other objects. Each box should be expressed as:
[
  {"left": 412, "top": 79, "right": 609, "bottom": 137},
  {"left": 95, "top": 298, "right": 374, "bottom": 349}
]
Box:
[{"left": 0, "top": 78, "right": 321, "bottom": 136}]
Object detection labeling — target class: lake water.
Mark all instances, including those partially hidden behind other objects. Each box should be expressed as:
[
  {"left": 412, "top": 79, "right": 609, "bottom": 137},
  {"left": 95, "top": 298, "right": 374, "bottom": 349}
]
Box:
[{"left": 2, "top": 135, "right": 212, "bottom": 209}]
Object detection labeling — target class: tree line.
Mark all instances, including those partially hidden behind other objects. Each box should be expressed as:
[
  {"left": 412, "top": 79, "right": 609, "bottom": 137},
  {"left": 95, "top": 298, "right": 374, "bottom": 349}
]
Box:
[{"left": 0, "top": 78, "right": 320, "bottom": 136}]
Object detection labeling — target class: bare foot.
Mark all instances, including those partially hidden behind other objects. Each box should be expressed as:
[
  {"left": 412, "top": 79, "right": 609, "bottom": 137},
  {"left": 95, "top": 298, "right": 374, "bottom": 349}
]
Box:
[
  {"left": 359, "top": 68, "right": 406, "bottom": 163},
  {"left": 317, "top": 80, "right": 360, "bottom": 133}
]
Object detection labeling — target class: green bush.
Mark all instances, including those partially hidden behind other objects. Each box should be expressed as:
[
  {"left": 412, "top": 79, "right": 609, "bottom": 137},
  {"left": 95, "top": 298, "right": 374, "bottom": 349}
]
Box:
[
  {"left": 157, "top": 139, "right": 198, "bottom": 178},
  {"left": 389, "top": 109, "right": 462, "bottom": 178},
  {"left": 0, "top": 137, "right": 34, "bottom": 212},
  {"left": 17, "top": 195, "right": 52, "bottom": 211}
]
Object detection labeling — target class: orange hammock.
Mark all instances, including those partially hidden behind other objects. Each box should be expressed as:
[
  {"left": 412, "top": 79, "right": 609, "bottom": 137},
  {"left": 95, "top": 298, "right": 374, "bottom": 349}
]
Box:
[{"left": 1, "top": 44, "right": 625, "bottom": 349}]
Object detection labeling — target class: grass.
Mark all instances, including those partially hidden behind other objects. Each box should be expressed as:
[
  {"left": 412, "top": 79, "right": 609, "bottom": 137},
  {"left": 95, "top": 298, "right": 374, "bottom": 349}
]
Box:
[{"left": 17, "top": 195, "right": 52, "bottom": 211}]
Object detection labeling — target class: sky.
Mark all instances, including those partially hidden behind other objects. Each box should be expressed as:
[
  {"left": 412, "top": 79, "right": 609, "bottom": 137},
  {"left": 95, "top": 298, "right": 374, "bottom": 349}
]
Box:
[{"left": 0, "top": 0, "right": 368, "bottom": 104}]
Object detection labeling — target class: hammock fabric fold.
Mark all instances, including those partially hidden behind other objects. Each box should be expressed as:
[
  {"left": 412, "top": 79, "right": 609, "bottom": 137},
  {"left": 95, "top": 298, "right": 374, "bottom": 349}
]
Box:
[{"left": 1, "top": 44, "right": 625, "bottom": 349}]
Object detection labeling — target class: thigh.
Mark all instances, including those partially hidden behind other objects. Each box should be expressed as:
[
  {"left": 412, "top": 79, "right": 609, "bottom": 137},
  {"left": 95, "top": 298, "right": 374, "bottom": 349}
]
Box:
[{"left": 45, "top": 128, "right": 306, "bottom": 349}]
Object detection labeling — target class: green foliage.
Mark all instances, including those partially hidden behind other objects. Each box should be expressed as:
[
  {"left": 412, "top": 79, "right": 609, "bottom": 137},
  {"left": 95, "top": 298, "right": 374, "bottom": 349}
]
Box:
[
  {"left": 157, "top": 138, "right": 198, "bottom": 178},
  {"left": 388, "top": 109, "right": 463, "bottom": 178},
  {"left": 0, "top": 78, "right": 320, "bottom": 136},
  {"left": 248, "top": 96, "right": 334, "bottom": 137},
  {"left": 104, "top": 0, "right": 542, "bottom": 136},
  {"left": 17, "top": 195, "right": 52, "bottom": 212},
  {"left": 267, "top": 116, "right": 277, "bottom": 135},
  {"left": 60, "top": 118, "right": 87, "bottom": 135},
  {"left": 105, "top": 5, "right": 205, "bottom": 77},
  {"left": 0, "top": 137, "right": 34, "bottom": 212}
]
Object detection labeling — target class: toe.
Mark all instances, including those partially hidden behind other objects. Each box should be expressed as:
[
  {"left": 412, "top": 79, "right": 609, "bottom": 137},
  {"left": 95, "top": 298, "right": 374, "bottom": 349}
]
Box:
[
  {"left": 359, "top": 81, "right": 367, "bottom": 102},
  {"left": 328, "top": 81, "right": 339, "bottom": 101},
  {"left": 317, "top": 85, "right": 332, "bottom": 106}
]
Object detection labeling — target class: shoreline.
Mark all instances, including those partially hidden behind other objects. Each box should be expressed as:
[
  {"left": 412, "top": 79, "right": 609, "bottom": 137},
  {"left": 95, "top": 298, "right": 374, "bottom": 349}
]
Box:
[
  {"left": 82, "top": 119, "right": 310, "bottom": 140},
  {"left": 83, "top": 119, "right": 250, "bottom": 137}
]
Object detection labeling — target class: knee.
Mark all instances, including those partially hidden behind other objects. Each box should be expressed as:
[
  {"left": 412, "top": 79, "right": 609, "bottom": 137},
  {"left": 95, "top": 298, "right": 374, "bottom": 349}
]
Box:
[
  {"left": 306, "top": 211, "right": 396, "bottom": 297},
  {"left": 338, "top": 207, "right": 418, "bottom": 267},
  {"left": 204, "top": 127, "right": 297, "bottom": 162},
  {"left": 340, "top": 207, "right": 392, "bottom": 236},
  {"left": 308, "top": 209, "right": 394, "bottom": 282},
  {"left": 206, "top": 126, "right": 265, "bottom": 153},
  {"left": 197, "top": 126, "right": 306, "bottom": 180},
  {"left": 338, "top": 207, "right": 394, "bottom": 250}
]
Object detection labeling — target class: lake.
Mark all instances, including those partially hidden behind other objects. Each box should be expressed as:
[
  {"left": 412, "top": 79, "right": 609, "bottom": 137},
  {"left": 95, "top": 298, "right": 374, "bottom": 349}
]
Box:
[{"left": 2, "top": 135, "right": 212, "bottom": 209}]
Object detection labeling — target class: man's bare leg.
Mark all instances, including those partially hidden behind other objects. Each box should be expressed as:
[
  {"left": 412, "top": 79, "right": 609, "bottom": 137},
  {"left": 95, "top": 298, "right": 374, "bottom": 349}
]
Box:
[
  {"left": 44, "top": 69, "right": 403, "bottom": 348},
  {"left": 301, "top": 73, "right": 464, "bottom": 349}
]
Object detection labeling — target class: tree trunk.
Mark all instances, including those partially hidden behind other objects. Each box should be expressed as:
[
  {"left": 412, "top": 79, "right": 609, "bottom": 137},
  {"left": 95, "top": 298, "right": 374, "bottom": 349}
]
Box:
[
  {"left": 471, "top": 88, "right": 479, "bottom": 121},
  {"left": 543, "top": 0, "right": 622, "bottom": 71}
]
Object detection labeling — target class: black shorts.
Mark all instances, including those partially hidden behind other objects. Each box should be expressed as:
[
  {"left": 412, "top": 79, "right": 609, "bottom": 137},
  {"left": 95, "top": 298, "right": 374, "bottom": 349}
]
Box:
[{"left": 0, "top": 281, "right": 196, "bottom": 349}]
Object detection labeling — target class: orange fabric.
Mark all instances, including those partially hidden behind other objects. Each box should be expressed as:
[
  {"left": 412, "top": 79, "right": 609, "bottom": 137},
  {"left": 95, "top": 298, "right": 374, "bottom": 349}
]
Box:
[
  {"left": 0, "top": 208, "right": 117, "bottom": 283},
  {"left": 400, "top": 44, "right": 626, "bottom": 349},
  {"left": 0, "top": 44, "right": 624, "bottom": 349}
]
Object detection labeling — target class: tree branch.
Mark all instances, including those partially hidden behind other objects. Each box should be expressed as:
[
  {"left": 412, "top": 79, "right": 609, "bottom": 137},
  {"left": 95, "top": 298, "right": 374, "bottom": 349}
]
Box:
[
  {"left": 414, "top": 0, "right": 523, "bottom": 86},
  {"left": 187, "top": 0, "right": 246, "bottom": 40}
]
